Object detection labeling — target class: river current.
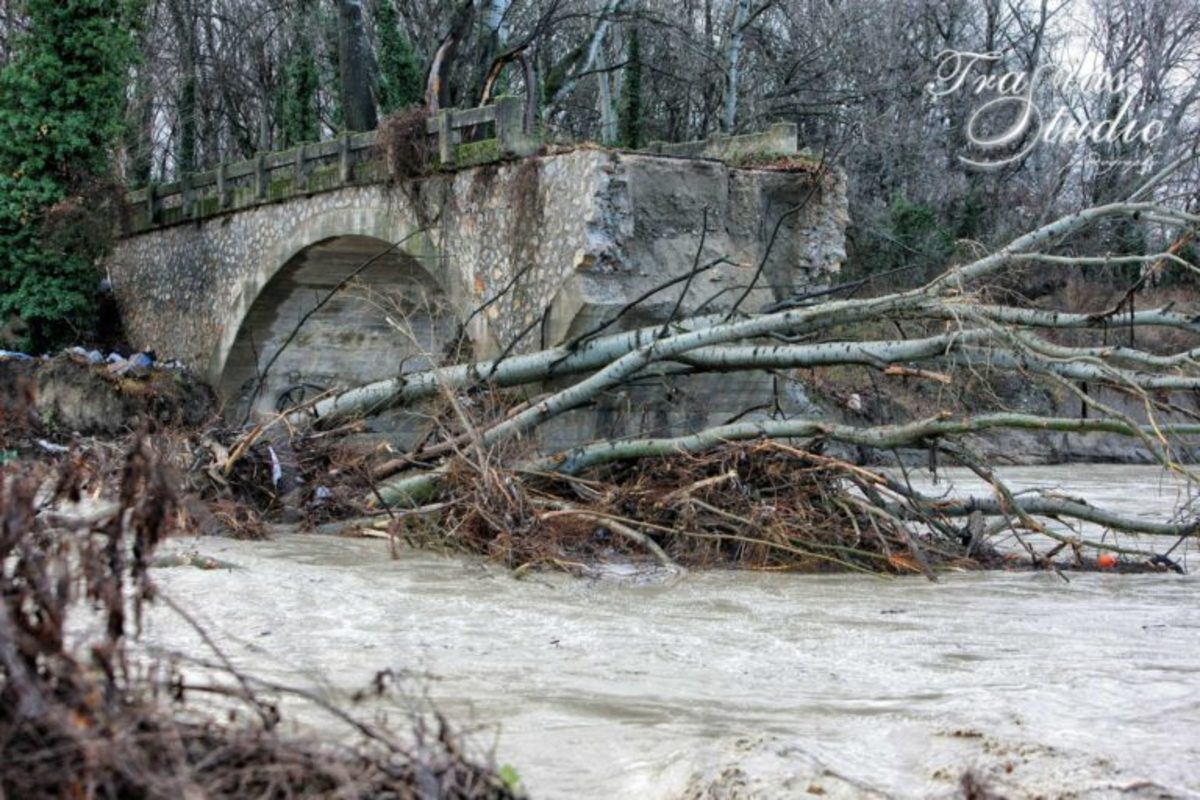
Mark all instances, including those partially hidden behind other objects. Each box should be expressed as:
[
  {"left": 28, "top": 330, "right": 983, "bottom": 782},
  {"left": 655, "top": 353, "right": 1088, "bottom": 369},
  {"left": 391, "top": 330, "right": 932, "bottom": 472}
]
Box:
[{"left": 144, "top": 466, "right": 1200, "bottom": 798}]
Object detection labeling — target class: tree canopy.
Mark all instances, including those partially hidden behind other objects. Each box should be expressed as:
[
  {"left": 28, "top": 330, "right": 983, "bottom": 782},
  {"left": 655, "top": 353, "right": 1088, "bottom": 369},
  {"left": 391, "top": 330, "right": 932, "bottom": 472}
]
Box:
[
  {"left": 2, "top": 0, "right": 1199, "bottom": 347},
  {"left": 0, "top": 0, "right": 139, "bottom": 350}
]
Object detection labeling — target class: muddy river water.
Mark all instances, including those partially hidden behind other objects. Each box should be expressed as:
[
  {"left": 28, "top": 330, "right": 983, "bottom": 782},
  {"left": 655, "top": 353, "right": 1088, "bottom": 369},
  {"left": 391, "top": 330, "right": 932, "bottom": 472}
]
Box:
[{"left": 145, "top": 466, "right": 1200, "bottom": 798}]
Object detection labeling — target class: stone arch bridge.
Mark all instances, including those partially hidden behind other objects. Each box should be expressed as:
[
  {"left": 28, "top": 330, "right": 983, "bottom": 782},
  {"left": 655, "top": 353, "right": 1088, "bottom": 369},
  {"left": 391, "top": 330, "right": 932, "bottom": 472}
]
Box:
[{"left": 109, "top": 109, "right": 848, "bottom": 437}]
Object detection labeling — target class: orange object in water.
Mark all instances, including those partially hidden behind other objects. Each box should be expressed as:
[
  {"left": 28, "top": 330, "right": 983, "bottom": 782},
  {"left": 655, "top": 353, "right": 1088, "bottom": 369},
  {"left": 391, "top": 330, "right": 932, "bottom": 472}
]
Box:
[{"left": 1097, "top": 553, "right": 1118, "bottom": 569}]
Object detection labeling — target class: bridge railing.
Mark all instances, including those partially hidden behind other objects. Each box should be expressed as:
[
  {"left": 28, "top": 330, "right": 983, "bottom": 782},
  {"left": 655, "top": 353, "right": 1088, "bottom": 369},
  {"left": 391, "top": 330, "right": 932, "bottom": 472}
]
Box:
[
  {"left": 123, "top": 96, "right": 543, "bottom": 233},
  {"left": 125, "top": 131, "right": 382, "bottom": 231},
  {"left": 122, "top": 103, "right": 795, "bottom": 235},
  {"left": 423, "top": 96, "right": 542, "bottom": 168}
]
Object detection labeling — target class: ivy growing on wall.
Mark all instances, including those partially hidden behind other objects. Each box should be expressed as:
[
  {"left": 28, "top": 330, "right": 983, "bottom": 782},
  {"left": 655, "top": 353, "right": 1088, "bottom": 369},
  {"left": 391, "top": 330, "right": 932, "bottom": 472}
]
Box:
[
  {"left": 0, "top": 0, "right": 140, "bottom": 350},
  {"left": 374, "top": 0, "right": 423, "bottom": 115},
  {"left": 618, "top": 23, "right": 643, "bottom": 149}
]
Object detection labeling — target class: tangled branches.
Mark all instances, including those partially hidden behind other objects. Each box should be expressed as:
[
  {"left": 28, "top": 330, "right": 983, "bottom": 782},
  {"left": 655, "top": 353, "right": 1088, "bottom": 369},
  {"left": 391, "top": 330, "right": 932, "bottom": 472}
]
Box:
[
  {"left": 285, "top": 196, "right": 1200, "bottom": 577},
  {"left": 382, "top": 438, "right": 1191, "bottom": 577},
  {"left": 0, "top": 441, "right": 520, "bottom": 799}
]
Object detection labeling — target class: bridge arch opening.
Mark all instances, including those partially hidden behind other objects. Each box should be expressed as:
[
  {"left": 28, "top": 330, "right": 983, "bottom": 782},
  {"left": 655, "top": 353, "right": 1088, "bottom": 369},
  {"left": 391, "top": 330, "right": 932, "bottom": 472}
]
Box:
[{"left": 219, "top": 234, "right": 460, "bottom": 425}]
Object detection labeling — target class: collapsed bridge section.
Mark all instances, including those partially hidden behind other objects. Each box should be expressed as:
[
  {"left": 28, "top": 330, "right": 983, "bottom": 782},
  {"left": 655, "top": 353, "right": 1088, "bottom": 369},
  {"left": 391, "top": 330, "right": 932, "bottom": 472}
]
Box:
[{"left": 108, "top": 135, "right": 847, "bottom": 443}]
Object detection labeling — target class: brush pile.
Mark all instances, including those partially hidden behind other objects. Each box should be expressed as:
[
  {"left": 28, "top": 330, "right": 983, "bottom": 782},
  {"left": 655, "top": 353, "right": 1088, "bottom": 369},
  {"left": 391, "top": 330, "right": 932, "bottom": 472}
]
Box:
[
  {"left": 398, "top": 440, "right": 994, "bottom": 576},
  {"left": 287, "top": 196, "right": 1200, "bottom": 577},
  {"left": 0, "top": 441, "right": 520, "bottom": 799}
]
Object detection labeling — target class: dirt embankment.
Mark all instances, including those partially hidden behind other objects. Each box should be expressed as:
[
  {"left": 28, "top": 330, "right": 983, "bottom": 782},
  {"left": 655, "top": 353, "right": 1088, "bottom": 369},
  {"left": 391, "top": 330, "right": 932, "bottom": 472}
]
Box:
[{"left": 1, "top": 353, "right": 216, "bottom": 440}]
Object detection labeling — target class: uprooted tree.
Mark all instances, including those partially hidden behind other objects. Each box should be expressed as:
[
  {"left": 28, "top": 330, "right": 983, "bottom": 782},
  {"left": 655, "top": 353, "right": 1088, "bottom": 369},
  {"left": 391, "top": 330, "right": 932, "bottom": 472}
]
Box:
[{"left": 259, "top": 182, "right": 1200, "bottom": 577}]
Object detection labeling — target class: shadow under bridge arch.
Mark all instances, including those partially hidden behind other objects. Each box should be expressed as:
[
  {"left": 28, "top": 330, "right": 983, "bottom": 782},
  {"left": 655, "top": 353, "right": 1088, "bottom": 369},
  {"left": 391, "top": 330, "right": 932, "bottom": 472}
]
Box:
[{"left": 219, "top": 234, "right": 464, "bottom": 427}]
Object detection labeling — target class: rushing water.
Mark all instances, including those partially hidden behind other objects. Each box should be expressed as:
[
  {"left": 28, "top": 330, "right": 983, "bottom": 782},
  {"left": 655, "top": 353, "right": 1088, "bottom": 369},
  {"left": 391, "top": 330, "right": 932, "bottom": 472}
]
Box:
[{"left": 144, "top": 466, "right": 1200, "bottom": 799}]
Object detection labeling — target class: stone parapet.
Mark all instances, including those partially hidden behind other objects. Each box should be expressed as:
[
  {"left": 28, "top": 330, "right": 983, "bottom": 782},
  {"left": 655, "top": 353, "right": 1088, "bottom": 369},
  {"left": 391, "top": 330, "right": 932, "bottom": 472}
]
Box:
[
  {"left": 108, "top": 147, "right": 848, "bottom": 444},
  {"left": 643, "top": 122, "right": 798, "bottom": 161}
]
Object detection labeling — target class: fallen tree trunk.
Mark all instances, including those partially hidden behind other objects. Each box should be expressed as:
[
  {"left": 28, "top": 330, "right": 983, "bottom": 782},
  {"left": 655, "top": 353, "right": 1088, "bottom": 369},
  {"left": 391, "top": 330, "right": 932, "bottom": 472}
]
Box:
[
  {"left": 279, "top": 197, "right": 1200, "bottom": 574},
  {"left": 371, "top": 411, "right": 1200, "bottom": 507}
]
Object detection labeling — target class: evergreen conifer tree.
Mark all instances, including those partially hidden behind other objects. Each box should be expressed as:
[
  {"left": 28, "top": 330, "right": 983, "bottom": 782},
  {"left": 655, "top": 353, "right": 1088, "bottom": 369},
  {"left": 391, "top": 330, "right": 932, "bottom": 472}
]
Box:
[
  {"left": 0, "top": 0, "right": 139, "bottom": 350},
  {"left": 280, "top": 2, "right": 321, "bottom": 147},
  {"left": 618, "top": 24, "right": 643, "bottom": 149},
  {"left": 374, "top": 0, "right": 422, "bottom": 114}
]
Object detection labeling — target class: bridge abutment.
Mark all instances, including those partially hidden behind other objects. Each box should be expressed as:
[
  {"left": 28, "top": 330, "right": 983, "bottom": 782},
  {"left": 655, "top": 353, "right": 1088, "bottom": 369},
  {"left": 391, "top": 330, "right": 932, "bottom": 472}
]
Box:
[{"left": 108, "top": 147, "right": 847, "bottom": 441}]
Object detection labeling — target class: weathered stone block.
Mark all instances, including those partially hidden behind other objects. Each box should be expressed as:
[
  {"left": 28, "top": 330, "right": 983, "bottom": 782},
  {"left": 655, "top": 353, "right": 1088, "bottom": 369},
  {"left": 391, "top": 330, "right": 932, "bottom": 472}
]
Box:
[{"left": 107, "top": 149, "right": 847, "bottom": 444}]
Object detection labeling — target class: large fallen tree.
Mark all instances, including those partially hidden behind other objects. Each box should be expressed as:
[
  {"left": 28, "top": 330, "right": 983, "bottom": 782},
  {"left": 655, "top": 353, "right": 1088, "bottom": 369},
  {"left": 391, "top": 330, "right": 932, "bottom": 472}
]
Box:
[{"left": 273, "top": 195, "right": 1200, "bottom": 576}]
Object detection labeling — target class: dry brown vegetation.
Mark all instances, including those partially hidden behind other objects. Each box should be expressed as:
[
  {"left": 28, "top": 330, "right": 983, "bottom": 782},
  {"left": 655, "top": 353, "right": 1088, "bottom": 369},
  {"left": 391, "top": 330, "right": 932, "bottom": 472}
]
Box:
[
  {"left": 379, "top": 107, "right": 436, "bottom": 180},
  {"left": 282, "top": 196, "right": 1200, "bottom": 580},
  {"left": 0, "top": 437, "right": 521, "bottom": 799},
  {"left": 416, "top": 440, "right": 994, "bottom": 576}
]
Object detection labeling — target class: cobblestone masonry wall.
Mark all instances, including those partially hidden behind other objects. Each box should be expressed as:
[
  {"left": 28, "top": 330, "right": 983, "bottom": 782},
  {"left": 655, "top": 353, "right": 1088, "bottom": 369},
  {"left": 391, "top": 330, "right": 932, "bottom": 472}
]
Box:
[{"left": 108, "top": 150, "right": 848, "bottom": 407}]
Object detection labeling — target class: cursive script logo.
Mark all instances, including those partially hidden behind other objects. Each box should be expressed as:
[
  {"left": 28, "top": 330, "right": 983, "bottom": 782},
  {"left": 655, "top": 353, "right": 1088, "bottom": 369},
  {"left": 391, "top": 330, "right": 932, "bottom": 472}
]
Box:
[{"left": 930, "top": 49, "right": 1165, "bottom": 170}]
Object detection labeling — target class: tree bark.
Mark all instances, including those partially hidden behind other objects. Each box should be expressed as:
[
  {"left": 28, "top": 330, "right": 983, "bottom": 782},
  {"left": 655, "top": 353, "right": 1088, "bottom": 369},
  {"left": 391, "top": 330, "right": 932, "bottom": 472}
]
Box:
[
  {"left": 336, "top": 0, "right": 378, "bottom": 132},
  {"left": 545, "top": 0, "right": 628, "bottom": 118},
  {"left": 167, "top": 0, "right": 199, "bottom": 172},
  {"left": 425, "top": 0, "right": 476, "bottom": 113},
  {"left": 721, "top": 0, "right": 750, "bottom": 133}
]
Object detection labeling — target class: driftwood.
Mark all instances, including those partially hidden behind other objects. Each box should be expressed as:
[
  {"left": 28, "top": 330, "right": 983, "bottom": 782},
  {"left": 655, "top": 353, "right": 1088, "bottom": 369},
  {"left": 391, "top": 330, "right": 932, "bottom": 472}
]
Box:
[{"left": 279, "top": 196, "right": 1200, "bottom": 575}]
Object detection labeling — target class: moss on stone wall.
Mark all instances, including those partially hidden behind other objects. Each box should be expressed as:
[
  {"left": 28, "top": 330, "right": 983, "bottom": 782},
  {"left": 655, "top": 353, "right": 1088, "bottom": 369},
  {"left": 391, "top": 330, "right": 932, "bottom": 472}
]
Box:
[
  {"left": 198, "top": 195, "right": 221, "bottom": 216},
  {"left": 307, "top": 165, "right": 339, "bottom": 193},
  {"left": 130, "top": 148, "right": 399, "bottom": 233},
  {"left": 268, "top": 177, "right": 293, "bottom": 200},
  {"left": 455, "top": 138, "right": 502, "bottom": 168}
]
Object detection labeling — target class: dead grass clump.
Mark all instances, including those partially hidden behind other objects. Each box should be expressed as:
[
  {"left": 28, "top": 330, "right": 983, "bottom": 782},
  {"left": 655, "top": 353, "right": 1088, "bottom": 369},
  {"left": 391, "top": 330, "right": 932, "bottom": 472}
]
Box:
[
  {"left": 424, "top": 441, "right": 986, "bottom": 575},
  {"left": 207, "top": 496, "right": 270, "bottom": 539},
  {"left": 0, "top": 440, "right": 521, "bottom": 800},
  {"left": 379, "top": 106, "right": 435, "bottom": 180}
]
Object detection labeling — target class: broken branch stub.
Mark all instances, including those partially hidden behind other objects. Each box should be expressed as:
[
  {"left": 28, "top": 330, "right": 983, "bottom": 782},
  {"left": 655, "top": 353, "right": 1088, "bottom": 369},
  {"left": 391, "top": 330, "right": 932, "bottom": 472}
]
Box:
[{"left": 293, "top": 198, "right": 1200, "bottom": 570}]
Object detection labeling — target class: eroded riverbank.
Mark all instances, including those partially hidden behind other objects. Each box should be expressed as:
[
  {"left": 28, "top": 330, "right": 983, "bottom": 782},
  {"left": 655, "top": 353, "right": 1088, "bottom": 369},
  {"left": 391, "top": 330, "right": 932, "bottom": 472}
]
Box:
[{"left": 143, "top": 466, "right": 1200, "bottom": 799}]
